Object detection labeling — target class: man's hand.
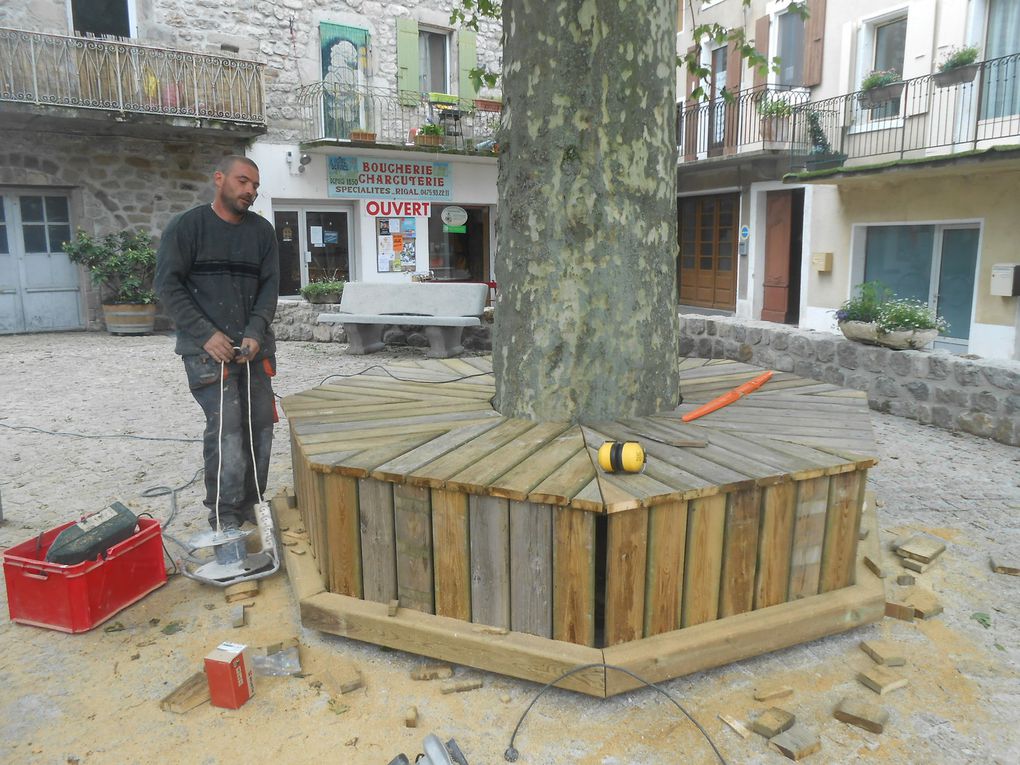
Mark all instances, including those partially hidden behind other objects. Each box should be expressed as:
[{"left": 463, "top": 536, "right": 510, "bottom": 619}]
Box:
[
  {"left": 236, "top": 337, "right": 260, "bottom": 362},
  {"left": 203, "top": 330, "right": 235, "bottom": 363}
]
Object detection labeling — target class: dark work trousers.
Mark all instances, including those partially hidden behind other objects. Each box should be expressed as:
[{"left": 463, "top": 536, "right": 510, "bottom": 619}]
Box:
[{"left": 183, "top": 354, "right": 276, "bottom": 529}]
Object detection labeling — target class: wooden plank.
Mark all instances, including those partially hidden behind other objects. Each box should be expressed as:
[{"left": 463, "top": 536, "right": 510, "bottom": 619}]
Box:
[
  {"left": 681, "top": 494, "right": 726, "bottom": 627},
  {"left": 300, "top": 592, "right": 605, "bottom": 696},
  {"left": 644, "top": 500, "right": 688, "bottom": 637},
  {"left": 468, "top": 495, "right": 511, "bottom": 629},
  {"left": 371, "top": 419, "right": 505, "bottom": 483},
  {"left": 160, "top": 672, "right": 209, "bottom": 713},
  {"left": 509, "top": 500, "right": 552, "bottom": 638},
  {"left": 300, "top": 417, "right": 497, "bottom": 447},
  {"left": 431, "top": 489, "right": 471, "bottom": 621},
  {"left": 393, "top": 483, "right": 434, "bottom": 614},
  {"left": 570, "top": 478, "right": 605, "bottom": 513},
  {"left": 357, "top": 478, "right": 397, "bottom": 603},
  {"left": 324, "top": 435, "right": 439, "bottom": 477},
  {"left": 323, "top": 473, "right": 362, "bottom": 598},
  {"left": 552, "top": 506, "right": 596, "bottom": 646},
  {"left": 819, "top": 470, "right": 865, "bottom": 592},
  {"left": 407, "top": 419, "right": 537, "bottom": 487},
  {"left": 718, "top": 487, "right": 761, "bottom": 617},
  {"left": 788, "top": 476, "right": 829, "bottom": 600},
  {"left": 446, "top": 422, "right": 572, "bottom": 495},
  {"left": 294, "top": 407, "right": 496, "bottom": 436},
  {"left": 603, "top": 508, "right": 648, "bottom": 646},
  {"left": 275, "top": 497, "right": 326, "bottom": 602},
  {"left": 754, "top": 482, "right": 796, "bottom": 609},
  {"left": 529, "top": 448, "right": 598, "bottom": 506},
  {"left": 490, "top": 430, "right": 585, "bottom": 501},
  {"left": 602, "top": 505, "right": 886, "bottom": 695}
]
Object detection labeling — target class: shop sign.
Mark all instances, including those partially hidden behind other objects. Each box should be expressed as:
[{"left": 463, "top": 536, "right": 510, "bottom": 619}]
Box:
[
  {"left": 328, "top": 156, "right": 453, "bottom": 200},
  {"left": 365, "top": 200, "right": 431, "bottom": 217},
  {"left": 440, "top": 206, "right": 468, "bottom": 227}
]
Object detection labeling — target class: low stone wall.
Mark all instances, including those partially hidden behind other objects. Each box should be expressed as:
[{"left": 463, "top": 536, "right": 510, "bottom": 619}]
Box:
[
  {"left": 272, "top": 298, "right": 492, "bottom": 351},
  {"left": 679, "top": 315, "right": 1020, "bottom": 446}
]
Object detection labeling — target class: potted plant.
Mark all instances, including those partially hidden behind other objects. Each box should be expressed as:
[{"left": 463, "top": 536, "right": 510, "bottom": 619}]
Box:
[
  {"left": 858, "top": 69, "right": 904, "bottom": 109},
  {"left": 62, "top": 229, "right": 157, "bottom": 334},
  {"left": 804, "top": 110, "right": 846, "bottom": 170},
  {"left": 835, "top": 282, "right": 948, "bottom": 349},
  {"left": 415, "top": 122, "right": 445, "bottom": 147},
  {"left": 300, "top": 278, "right": 346, "bottom": 305},
  {"left": 349, "top": 128, "right": 377, "bottom": 142},
  {"left": 933, "top": 45, "right": 980, "bottom": 88},
  {"left": 758, "top": 97, "right": 793, "bottom": 142}
]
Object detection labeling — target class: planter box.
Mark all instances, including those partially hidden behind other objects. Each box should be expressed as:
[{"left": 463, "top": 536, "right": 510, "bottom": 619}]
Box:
[
  {"left": 933, "top": 64, "right": 979, "bottom": 88},
  {"left": 349, "top": 130, "right": 376, "bottom": 142},
  {"left": 761, "top": 116, "right": 791, "bottom": 143},
  {"left": 415, "top": 134, "right": 444, "bottom": 147},
  {"left": 859, "top": 82, "right": 904, "bottom": 109},
  {"left": 839, "top": 321, "right": 938, "bottom": 350},
  {"left": 473, "top": 98, "right": 502, "bottom": 112},
  {"left": 102, "top": 303, "right": 156, "bottom": 335}
]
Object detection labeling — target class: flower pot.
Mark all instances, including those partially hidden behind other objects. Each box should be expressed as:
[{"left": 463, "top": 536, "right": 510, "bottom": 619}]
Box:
[
  {"left": 839, "top": 321, "right": 938, "bottom": 350},
  {"left": 304, "top": 293, "right": 341, "bottom": 305},
  {"left": 838, "top": 321, "right": 881, "bottom": 345},
  {"left": 473, "top": 98, "right": 502, "bottom": 112},
  {"left": 102, "top": 303, "right": 156, "bottom": 335},
  {"left": 761, "top": 116, "right": 791, "bottom": 143},
  {"left": 415, "top": 134, "right": 443, "bottom": 147},
  {"left": 349, "top": 130, "right": 376, "bottom": 142},
  {"left": 859, "top": 81, "right": 904, "bottom": 109},
  {"left": 933, "top": 63, "right": 979, "bottom": 88}
]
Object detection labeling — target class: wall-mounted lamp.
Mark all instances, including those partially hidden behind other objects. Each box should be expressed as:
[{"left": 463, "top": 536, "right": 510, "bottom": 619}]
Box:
[{"left": 286, "top": 150, "right": 312, "bottom": 175}]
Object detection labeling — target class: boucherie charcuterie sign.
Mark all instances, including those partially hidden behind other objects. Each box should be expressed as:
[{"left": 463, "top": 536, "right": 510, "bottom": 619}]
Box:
[{"left": 327, "top": 156, "right": 452, "bottom": 200}]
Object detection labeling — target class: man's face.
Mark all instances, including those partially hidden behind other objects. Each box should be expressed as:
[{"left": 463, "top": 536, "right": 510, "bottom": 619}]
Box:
[{"left": 214, "top": 161, "right": 260, "bottom": 216}]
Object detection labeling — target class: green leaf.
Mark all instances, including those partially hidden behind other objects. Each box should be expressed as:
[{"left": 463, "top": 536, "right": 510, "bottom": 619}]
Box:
[{"left": 971, "top": 612, "right": 992, "bottom": 629}]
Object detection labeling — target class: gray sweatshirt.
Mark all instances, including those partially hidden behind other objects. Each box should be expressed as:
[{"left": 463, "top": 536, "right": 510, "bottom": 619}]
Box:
[{"left": 155, "top": 204, "right": 279, "bottom": 358}]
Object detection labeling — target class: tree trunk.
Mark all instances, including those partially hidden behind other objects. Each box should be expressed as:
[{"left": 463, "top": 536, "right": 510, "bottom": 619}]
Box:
[{"left": 493, "top": 0, "right": 680, "bottom": 424}]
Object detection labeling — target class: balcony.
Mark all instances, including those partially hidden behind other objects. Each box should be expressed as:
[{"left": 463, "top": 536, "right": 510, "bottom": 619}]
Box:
[
  {"left": 0, "top": 27, "right": 266, "bottom": 138},
  {"left": 792, "top": 52, "right": 1020, "bottom": 173},
  {"left": 297, "top": 82, "right": 500, "bottom": 154},
  {"left": 677, "top": 85, "right": 812, "bottom": 164}
]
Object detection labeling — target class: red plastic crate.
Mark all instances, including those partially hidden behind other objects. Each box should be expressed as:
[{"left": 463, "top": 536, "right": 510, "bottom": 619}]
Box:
[{"left": 3, "top": 517, "right": 168, "bottom": 633}]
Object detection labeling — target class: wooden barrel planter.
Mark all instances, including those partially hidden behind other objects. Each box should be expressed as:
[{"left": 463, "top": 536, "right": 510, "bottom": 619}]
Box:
[
  {"left": 281, "top": 357, "right": 885, "bottom": 697},
  {"left": 102, "top": 303, "right": 156, "bottom": 334}
]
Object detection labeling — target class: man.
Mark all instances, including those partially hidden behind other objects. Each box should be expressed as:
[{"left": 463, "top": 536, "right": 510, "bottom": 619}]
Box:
[{"left": 155, "top": 155, "right": 280, "bottom": 530}]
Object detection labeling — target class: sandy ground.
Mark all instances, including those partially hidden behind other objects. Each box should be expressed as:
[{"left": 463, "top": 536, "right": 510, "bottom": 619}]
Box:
[{"left": 1, "top": 331, "right": 1018, "bottom": 765}]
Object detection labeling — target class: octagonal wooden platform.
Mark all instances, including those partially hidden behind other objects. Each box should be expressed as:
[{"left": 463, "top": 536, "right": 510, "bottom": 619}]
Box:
[{"left": 279, "top": 357, "right": 885, "bottom": 697}]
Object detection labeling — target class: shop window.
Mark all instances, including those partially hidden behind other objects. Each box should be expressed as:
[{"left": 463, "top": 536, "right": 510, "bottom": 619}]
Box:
[
  {"left": 427, "top": 205, "right": 489, "bottom": 283},
  {"left": 71, "top": 0, "right": 132, "bottom": 38}
]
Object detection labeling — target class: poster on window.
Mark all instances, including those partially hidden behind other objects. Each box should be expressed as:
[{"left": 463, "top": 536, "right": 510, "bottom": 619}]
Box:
[{"left": 377, "top": 217, "right": 417, "bottom": 272}]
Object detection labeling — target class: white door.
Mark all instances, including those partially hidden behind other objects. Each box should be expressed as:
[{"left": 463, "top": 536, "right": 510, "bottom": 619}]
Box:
[{"left": 0, "top": 193, "right": 83, "bottom": 334}]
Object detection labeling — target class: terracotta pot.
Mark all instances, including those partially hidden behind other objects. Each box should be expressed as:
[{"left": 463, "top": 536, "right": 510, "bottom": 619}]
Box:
[
  {"left": 761, "top": 116, "right": 791, "bottom": 143},
  {"left": 415, "top": 134, "right": 443, "bottom": 147}
]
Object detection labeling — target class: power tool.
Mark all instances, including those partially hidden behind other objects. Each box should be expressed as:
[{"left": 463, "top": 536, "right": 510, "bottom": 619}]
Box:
[{"left": 387, "top": 734, "right": 470, "bottom": 765}]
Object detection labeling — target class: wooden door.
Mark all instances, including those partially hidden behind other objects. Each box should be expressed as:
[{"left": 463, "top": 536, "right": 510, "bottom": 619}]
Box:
[
  {"left": 761, "top": 191, "right": 793, "bottom": 323},
  {"left": 678, "top": 194, "right": 737, "bottom": 310}
]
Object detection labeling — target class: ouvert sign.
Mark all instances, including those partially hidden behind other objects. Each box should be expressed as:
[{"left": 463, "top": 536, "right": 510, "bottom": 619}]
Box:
[{"left": 327, "top": 156, "right": 453, "bottom": 200}]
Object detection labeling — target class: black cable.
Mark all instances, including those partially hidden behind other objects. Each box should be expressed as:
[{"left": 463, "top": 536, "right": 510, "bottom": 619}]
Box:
[
  {"left": 135, "top": 511, "right": 180, "bottom": 576},
  {"left": 0, "top": 422, "right": 200, "bottom": 444},
  {"left": 139, "top": 467, "right": 204, "bottom": 530},
  {"left": 314, "top": 365, "right": 493, "bottom": 387},
  {"left": 503, "top": 663, "right": 727, "bottom": 765}
]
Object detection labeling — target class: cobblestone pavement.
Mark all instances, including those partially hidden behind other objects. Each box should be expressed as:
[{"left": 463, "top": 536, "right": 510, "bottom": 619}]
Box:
[{"left": 0, "top": 332, "right": 1017, "bottom": 765}]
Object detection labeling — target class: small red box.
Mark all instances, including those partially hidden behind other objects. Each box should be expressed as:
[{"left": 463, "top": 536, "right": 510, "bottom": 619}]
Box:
[
  {"left": 3, "top": 517, "right": 167, "bottom": 633},
  {"left": 205, "top": 641, "right": 255, "bottom": 709}
]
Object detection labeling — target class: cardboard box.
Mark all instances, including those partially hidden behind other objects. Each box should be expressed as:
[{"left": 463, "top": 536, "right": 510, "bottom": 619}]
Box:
[{"left": 205, "top": 641, "right": 255, "bottom": 709}]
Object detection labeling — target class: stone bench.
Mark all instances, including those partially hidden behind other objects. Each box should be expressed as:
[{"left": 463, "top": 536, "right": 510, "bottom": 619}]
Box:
[{"left": 318, "top": 282, "right": 488, "bottom": 358}]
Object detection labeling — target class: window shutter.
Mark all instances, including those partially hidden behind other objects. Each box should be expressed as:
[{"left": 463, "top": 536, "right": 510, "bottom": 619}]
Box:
[
  {"left": 753, "top": 15, "right": 770, "bottom": 89},
  {"left": 802, "top": 0, "right": 826, "bottom": 87},
  {"left": 684, "top": 45, "right": 700, "bottom": 161},
  {"left": 457, "top": 29, "right": 478, "bottom": 103},
  {"left": 396, "top": 17, "right": 419, "bottom": 104},
  {"left": 724, "top": 41, "right": 742, "bottom": 154}
]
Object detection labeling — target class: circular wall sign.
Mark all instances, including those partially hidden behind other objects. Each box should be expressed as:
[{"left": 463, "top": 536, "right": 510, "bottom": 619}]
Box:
[{"left": 441, "top": 206, "right": 468, "bottom": 227}]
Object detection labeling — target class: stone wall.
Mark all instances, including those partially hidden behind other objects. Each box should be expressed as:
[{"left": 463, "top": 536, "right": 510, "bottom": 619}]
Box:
[
  {"left": 272, "top": 298, "right": 492, "bottom": 351},
  {"left": 679, "top": 315, "right": 1020, "bottom": 446},
  {"left": 0, "top": 129, "right": 241, "bottom": 328}
]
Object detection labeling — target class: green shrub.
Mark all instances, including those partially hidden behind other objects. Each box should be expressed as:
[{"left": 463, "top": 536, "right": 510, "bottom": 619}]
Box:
[
  {"left": 62, "top": 229, "right": 156, "bottom": 304},
  {"left": 835, "top": 281, "right": 893, "bottom": 323},
  {"left": 300, "top": 279, "right": 346, "bottom": 300},
  {"left": 420, "top": 122, "right": 445, "bottom": 137},
  {"left": 835, "top": 281, "right": 949, "bottom": 335},
  {"left": 757, "top": 98, "right": 793, "bottom": 118},
  {"left": 860, "top": 69, "right": 901, "bottom": 91},
  {"left": 938, "top": 45, "right": 979, "bottom": 73}
]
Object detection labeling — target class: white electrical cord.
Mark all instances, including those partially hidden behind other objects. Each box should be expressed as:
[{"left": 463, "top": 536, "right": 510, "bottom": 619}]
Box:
[
  {"left": 245, "top": 357, "right": 265, "bottom": 510},
  {"left": 212, "top": 353, "right": 263, "bottom": 534}
]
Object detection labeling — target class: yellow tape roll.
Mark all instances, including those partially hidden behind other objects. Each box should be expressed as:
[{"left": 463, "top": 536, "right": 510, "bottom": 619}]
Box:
[{"left": 597, "top": 441, "right": 645, "bottom": 473}]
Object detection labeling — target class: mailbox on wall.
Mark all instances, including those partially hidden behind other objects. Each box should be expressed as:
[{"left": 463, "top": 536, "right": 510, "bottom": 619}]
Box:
[{"left": 990, "top": 264, "right": 1020, "bottom": 297}]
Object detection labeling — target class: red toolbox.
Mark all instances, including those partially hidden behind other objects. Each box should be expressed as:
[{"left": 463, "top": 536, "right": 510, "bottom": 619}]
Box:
[{"left": 3, "top": 517, "right": 168, "bottom": 633}]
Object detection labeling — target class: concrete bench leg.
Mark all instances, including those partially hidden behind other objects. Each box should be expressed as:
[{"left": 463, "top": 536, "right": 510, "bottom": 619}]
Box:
[
  {"left": 424, "top": 326, "right": 465, "bottom": 358},
  {"left": 343, "top": 323, "right": 385, "bottom": 354}
]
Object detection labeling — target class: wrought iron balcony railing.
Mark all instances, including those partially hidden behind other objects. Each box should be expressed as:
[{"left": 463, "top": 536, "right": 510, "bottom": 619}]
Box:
[
  {"left": 677, "top": 85, "right": 813, "bottom": 162},
  {"left": 0, "top": 27, "right": 265, "bottom": 125},
  {"left": 793, "top": 51, "right": 1020, "bottom": 171},
  {"left": 297, "top": 81, "right": 501, "bottom": 151}
]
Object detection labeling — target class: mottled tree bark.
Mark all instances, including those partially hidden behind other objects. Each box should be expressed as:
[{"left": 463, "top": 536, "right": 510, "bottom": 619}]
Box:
[{"left": 493, "top": 0, "right": 680, "bottom": 424}]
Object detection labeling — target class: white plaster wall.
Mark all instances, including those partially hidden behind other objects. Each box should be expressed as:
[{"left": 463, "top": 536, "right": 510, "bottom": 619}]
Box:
[{"left": 248, "top": 143, "right": 496, "bottom": 285}]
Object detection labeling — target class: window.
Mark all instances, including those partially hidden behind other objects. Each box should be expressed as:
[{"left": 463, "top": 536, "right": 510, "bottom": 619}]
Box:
[
  {"left": 981, "top": 0, "right": 1020, "bottom": 119},
  {"left": 70, "top": 0, "right": 131, "bottom": 38},
  {"left": 419, "top": 29, "right": 449, "bottom": 94},
  {"left": 777, "top": 11, "right": 805, "bottom": 86},
  {"left": 870, "top": 16, "right": 907, "bottom": 119},
  {"left": 427, "top": 205, "right": 490, "bottom": 284}
]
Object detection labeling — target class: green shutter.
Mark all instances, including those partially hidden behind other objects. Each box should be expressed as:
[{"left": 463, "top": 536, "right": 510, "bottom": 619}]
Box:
[
  {"left": 396, "top": 17, "right": 419, "bottom": 105},
  {"left": 457, "top": 29, "right": 478, "bottom": 104}
]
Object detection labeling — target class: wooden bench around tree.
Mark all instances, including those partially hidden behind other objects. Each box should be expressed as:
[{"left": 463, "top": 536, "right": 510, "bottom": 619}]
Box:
[{"left": 317, "top": 282, "right": 488, "bottom": 358}]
